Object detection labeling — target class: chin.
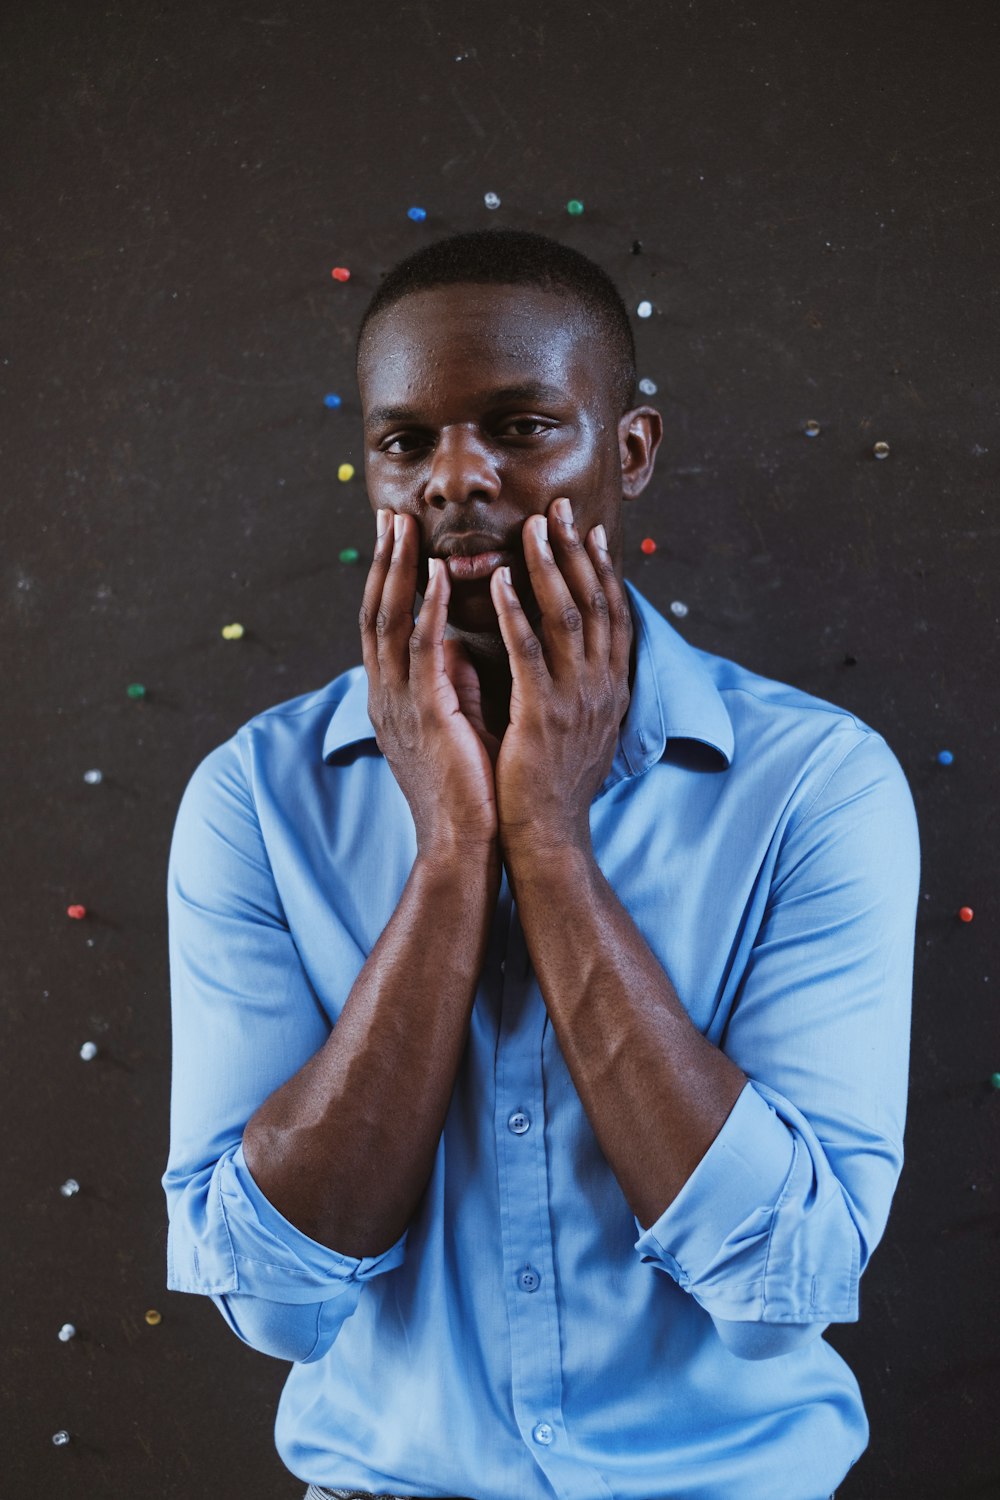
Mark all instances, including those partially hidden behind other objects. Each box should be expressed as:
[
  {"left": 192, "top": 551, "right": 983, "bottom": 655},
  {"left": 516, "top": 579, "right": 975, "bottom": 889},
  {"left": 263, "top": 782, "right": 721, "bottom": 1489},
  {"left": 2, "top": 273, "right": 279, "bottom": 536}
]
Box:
[{"left": 445, "top": 622, "right": 507, "bottom": 659}]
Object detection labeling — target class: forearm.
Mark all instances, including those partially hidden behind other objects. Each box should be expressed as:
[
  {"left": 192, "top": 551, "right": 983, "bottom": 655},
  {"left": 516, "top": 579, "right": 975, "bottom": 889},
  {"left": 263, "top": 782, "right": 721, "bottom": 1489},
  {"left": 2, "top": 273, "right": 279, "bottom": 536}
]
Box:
[
  {"left": 243, "top": 848, "right": 500, "bottom": 1258},
  {"left": 506, "top": 843, "right": 746, "bottom": 1229}
]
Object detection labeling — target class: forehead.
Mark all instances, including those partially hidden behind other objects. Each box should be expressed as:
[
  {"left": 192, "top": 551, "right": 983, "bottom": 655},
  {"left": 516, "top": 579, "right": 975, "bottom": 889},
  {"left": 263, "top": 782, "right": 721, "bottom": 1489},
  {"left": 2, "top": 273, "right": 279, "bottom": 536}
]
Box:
[{"left": 358, "top": 283, "right": 608, "bottom": 412}]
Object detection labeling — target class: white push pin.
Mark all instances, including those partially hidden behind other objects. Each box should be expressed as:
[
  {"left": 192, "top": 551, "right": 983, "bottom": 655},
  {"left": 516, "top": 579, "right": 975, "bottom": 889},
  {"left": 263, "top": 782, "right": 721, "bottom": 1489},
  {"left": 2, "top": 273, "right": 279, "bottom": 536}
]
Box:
[
  {"left": 639, "top": 378, "right": 657, "bottom": 395},
  {"left": 60, "top": 1179, "right": 80, "bottom": 1197},
  {"left": 83, "top": 769, "right": 103, "bottom": 784},
  {"left": 637, "top": 300, "right": 653, "bottom": 318},
  {"left": 58, "top": 1324, "right": 76, "bottom": 1342},
  {"left": 79, "top": 1041, "right": 98, "bottom": 1061},
  {"left": 670, "top": 601, "right": 690, "bottom": 618}
]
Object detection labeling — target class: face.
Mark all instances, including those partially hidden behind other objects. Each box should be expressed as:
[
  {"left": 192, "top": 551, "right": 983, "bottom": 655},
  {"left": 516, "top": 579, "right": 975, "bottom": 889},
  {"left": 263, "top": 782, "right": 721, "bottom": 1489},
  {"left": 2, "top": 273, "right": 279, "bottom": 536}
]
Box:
[{"left": 358, "top": 282, "right": 661, "bottom": 647}]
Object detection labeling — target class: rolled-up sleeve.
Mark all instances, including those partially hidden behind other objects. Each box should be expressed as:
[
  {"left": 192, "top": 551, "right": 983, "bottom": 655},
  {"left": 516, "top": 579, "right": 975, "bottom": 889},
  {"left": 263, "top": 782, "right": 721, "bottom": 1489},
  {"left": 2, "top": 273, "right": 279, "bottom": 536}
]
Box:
[
  {"left": 634, "top": 731, "right": 919, "bottom": 1352},
  {"left": 162, "top": 737, "right": 406, "bottom": 1362}
]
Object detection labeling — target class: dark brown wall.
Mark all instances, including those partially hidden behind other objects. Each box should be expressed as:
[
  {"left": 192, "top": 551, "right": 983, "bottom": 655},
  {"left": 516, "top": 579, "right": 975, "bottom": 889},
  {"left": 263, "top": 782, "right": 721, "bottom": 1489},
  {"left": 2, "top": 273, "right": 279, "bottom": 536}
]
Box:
[{"left": 3, "top": 2, "right": 997, "bottom": 1495}]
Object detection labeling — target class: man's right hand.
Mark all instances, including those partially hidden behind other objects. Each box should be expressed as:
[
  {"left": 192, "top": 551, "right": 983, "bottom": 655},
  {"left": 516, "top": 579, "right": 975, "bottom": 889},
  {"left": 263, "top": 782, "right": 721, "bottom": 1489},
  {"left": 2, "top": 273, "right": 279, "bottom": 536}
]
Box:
[{"left": 360, "top": 509, "right": 501, "bottom": 863}]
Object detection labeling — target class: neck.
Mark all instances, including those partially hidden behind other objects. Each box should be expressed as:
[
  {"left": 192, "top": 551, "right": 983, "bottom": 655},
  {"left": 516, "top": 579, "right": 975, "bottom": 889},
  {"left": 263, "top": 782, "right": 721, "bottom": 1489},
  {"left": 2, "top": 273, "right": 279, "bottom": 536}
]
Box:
[
  {"left": 468, "top": 641, "right": 513, "bottom": 739},
  {"left": 454, "top": 611, "right": 638, "bottom": 742}
]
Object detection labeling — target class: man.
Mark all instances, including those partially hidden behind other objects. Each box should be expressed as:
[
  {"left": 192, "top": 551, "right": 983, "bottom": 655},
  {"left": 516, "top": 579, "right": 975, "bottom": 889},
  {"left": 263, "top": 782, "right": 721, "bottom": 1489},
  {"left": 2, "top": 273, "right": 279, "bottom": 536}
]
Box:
[{"left": 163, "top": 229, "right": 919, "bottom": 1500}]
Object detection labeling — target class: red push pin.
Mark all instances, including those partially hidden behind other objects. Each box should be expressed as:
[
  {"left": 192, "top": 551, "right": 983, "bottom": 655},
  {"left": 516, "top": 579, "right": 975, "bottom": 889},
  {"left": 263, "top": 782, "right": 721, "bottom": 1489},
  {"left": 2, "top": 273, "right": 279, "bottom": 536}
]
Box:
[
  {"left": 67, "top": 905, "right": 87, "bottom": 920},
  {"left": 958, "top": 906, "right": 974, "bottom": 923},
  {"left": 640, "top": 537, "right": 657, "bottom": 555},
  {"left": 331, "top": 266, "right": 351, "bottom": 282}
]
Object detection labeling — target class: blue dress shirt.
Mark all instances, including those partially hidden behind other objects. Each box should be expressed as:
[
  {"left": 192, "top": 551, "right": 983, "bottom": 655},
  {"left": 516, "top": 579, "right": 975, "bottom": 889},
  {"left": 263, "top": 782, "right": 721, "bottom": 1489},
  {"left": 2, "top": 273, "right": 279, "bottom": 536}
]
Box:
[{"left": 163, "top": 578, "right": 919, "bottom": 1500}]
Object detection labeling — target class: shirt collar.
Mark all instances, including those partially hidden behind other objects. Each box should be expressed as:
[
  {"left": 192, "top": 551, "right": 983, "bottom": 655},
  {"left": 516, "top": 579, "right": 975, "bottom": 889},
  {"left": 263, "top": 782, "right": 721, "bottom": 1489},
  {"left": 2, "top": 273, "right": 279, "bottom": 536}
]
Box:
[
  {"left": 322, "top": 577, "right": 733, "bottom": 773},
  {"left": 615, "top": 578, "right": 734, "bottom": 776}
]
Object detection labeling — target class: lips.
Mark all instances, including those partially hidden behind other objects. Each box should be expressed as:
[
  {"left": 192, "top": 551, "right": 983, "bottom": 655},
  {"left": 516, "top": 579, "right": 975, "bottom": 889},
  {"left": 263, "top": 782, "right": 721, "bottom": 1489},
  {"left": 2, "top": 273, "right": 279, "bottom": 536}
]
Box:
[{"left": 432, "top": 532, "right": 517, "bottom": 584}]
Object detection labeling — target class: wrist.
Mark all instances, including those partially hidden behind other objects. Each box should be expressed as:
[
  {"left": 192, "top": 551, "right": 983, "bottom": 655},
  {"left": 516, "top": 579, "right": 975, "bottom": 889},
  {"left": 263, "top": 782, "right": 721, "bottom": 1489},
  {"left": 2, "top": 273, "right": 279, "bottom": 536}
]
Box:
[
  {"left": 501, "top": 830, "right": 595, "bottom": 876},
  {"left": 416, "top": 838, "right": 502, "bottom": 888}
]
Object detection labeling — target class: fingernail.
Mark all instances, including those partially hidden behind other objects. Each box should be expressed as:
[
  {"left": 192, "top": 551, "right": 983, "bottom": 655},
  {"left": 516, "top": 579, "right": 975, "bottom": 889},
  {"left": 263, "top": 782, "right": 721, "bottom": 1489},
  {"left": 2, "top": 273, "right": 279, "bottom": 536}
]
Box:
[
  {"left": 427, "top": 556, "right": 439, "bottom": 583},
  {"left": 376, "top": 508, "right": 389, "bottom": 538},
  {"left": 500, "top": 565, "right": 512, "bottom": 585},
  {"left": 532, "top": 514, "right": 550, "bottom": 550},
  {"left": 393, "top": 512, "right": 404, "bottom": 543},
  {"left": 554, "top": 497, "right": 573, "bottom": 525},
  {"left": 594, "top": 524, "right": 608, "bottom": 551}
]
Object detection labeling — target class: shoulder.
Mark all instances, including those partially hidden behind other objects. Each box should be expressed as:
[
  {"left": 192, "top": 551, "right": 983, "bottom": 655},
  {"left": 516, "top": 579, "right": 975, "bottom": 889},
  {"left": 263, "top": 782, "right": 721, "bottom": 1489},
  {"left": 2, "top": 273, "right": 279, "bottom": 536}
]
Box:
[
  {"left": 627, "top": 582, "right": 914, "bottom": 831},
  {"left": 180, "top": 666, "right": 366, "bottom": 804},
  {"left": 686, "top": 642, "right": 915, "bottom": 835},
  {"left": 699, "top": 643, "right": 892, "bottom": 757}
]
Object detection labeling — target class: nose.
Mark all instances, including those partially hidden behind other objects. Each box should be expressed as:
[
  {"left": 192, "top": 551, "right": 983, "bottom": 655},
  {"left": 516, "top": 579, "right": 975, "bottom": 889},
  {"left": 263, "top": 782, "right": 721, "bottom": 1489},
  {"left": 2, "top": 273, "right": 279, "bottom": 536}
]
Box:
[{"left": 424, "top": 425, "right": 501, "bottom": 508}]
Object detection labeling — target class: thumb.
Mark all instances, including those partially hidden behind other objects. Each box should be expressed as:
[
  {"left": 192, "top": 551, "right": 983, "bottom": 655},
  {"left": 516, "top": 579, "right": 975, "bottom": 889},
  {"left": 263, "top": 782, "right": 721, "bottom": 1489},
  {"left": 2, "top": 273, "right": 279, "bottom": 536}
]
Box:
[{"left": 443, "top": 641, "right": 501, "bottom": 767}]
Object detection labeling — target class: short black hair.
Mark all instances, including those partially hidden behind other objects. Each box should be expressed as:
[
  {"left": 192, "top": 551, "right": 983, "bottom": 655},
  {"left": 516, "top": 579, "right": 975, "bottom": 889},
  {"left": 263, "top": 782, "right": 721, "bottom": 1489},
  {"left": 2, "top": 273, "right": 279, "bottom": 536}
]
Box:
[{"left": 356, "top": 229, "right": 637, "bottom": 415}]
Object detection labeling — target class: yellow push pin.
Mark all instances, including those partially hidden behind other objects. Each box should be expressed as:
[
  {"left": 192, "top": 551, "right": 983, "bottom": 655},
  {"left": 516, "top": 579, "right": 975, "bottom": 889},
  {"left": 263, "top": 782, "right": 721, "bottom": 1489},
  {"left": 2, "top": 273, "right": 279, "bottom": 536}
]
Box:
[
  {"left": 337, "top": 463, "right": 355, "bottom": 482},
  {"left": 144, "top": 1309, "right": 162, "bottom": 1326},
  {"left": 221, "top": 623, "right": 245, "bottom": 640}
]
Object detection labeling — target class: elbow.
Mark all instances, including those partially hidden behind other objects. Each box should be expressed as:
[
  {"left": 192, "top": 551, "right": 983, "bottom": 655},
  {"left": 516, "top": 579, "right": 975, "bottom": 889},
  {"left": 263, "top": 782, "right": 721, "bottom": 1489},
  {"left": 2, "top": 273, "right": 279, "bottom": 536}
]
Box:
[
  {"left": 211, "top": 1292, "right": 341, "bottom": 1364},
  {"left": 712, "top": 1315, "right": 828, "bottom": 1361}
]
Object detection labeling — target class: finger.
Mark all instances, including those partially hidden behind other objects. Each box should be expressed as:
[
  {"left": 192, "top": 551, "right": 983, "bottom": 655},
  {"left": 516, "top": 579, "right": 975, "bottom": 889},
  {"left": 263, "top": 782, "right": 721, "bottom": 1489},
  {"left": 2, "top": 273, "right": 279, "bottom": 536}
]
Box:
[
  {"left": 489, "top": 560, "right": 551, "bottom": 695},
  {"left": 443, "top": 638, "right": 501, "bottom": 768},
  {"left": 376, "top": 510, "right": 419, "bottom": 685},
  {"left": 584, "top": 524, "right": 633, "bottom": 700},
  {"left": 358, "top": 506, "right": 394, "bottom": 689},
  {"left": 407, "top": 553, "right": 454, "bottom": 700},
  {"left": 548, "top": 497, "right": 611, "bottom": 666},
  {"left": 521, "top": 510, "right": 586, "bottom": 679}
]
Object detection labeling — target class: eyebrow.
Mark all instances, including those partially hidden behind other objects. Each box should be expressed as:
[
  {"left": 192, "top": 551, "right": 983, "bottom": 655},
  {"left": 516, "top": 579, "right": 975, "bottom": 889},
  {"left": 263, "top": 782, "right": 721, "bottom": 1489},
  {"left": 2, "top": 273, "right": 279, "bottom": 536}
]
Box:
[{"left": 365, "top": 383, "right": 567, "bottom": 429}]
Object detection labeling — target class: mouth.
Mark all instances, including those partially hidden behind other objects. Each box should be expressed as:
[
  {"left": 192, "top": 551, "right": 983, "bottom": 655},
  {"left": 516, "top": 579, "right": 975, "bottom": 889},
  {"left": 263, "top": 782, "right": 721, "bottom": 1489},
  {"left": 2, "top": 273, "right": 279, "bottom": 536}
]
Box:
[
  {"left": 441, "top": 549, "right": 514, "bottom": 582},
  {"left": 431, "top": 533, "right": 517, "bottom": 584}
]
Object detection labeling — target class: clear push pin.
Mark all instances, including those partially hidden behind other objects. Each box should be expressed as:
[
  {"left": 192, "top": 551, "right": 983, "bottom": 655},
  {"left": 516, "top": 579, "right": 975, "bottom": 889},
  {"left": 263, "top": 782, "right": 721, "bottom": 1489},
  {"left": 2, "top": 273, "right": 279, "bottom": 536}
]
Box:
[
  {"left": 58, "top": 1324, "right": 76, "bottom": 1342},
  {"left": 484, "top": 192, "right": 500, "bottom": 209},
  {"left": 79, "top": 1042, "right": 98, "bottom": 1061},
  {"left": 873, "top": 441, "right": 890, "bottom": 459},
  {"left": 60, "top": 1179, "right": 80, "bottom": 1197},
  {"left": 83, "top": 769, "right": 103, "bottom": 784},
  {"left": 638, "top": 378, "right": 658, "bottom": 395},
  {"left": 803, "top": 420, "right": 821, "bottom": 437},
  {"left": 52, "top": 1431, "right": 71, "bottom": 1447}
]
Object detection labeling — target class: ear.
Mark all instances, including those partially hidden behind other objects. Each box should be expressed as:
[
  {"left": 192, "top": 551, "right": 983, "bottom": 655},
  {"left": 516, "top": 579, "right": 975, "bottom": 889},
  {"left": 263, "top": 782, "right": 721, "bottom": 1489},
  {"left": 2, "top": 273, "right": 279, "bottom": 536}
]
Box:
[{"left": 618, "top": 407, "right": 663, "bottom": 500}]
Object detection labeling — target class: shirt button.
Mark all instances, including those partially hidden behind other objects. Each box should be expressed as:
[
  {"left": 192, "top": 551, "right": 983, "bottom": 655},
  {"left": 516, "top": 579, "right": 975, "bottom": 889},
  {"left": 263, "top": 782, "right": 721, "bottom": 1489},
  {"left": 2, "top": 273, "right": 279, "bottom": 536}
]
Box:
[
  {"left": 518, "top": 1265, "right": 540, "bottom": 1293},
  {"left": 508, "top": 1110, "right": 530, "bottom": 1134},
  {"left": 532, "top": 1422, "right": 554, "bottom": 1446}
]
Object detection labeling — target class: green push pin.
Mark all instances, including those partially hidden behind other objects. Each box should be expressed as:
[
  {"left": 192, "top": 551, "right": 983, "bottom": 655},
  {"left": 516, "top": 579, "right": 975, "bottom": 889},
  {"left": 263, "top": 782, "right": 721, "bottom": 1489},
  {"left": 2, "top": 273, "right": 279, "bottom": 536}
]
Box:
[
  {"left": 339, "top": 547, "right": 360, "bottom": 564},
  {"left": 990, "top": 1073, "right": 1000, "bottom": 1091},
  {"left": 126, "top": 683, "right": 146, "bottom": 700},
  {"left": 566, "top": 199, "right": 584, "bottom": 216}
]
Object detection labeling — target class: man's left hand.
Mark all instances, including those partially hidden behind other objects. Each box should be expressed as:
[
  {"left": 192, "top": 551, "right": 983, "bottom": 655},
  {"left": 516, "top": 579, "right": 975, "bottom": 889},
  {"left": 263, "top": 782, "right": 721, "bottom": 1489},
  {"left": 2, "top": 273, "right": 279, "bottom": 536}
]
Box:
[{"left": 488, "top": 496, "right": 633, "bottom": 861}]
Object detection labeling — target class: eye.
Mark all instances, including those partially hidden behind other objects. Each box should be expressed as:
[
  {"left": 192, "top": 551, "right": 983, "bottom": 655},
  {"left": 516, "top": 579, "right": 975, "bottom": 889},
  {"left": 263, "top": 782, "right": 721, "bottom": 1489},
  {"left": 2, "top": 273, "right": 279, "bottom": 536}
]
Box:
[
  {"left": 498, "top": 417, "right": 552, "bottom": 438},
  {"left": 380, "top": 432, "right": 429, "bottom": 454}
]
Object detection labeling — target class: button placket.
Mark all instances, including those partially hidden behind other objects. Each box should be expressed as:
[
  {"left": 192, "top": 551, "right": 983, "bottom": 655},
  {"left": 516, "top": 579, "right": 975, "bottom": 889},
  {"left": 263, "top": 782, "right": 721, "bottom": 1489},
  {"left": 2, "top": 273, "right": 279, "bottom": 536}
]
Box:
[
  {"left": 494, "top": 897, "right": 564, "bottom": 1471},
  {"left": 490, "top": 879, "right": 617, "bottom": 1500}
]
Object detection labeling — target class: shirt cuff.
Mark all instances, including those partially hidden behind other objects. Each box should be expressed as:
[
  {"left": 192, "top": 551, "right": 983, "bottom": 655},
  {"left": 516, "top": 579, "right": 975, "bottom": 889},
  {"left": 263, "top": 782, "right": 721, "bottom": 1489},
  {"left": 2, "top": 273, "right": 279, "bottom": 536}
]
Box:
[
  {"left": 633, "top": 1081, "right": 795, "bottom": 1317},
  {"left": 218, "top": 1142, "right": 408, "bottom": 1302}
]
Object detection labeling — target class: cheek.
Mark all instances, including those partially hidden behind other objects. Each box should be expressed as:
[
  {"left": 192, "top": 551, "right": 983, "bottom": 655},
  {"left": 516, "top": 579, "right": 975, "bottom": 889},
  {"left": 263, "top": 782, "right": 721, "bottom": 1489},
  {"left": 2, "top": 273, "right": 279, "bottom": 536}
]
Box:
[
  {"left": 365, "top": 457, "right": 395, "bottom": 487},
  {"left": 529, "top": 436, "right": 608, "bottom": 494}
]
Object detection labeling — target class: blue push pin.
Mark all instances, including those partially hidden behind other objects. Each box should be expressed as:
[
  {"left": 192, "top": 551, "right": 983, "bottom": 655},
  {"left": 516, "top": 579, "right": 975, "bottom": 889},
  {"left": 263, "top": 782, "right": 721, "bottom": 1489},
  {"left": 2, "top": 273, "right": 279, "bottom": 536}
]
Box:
[
  {"left": 323, "top": 393, "right": 342, "bottom": 409},
  {"left": 936, "top": 750, "right": 954, "bottom": 766},
  {"left": 407, "top": 206, "right": 427, "bottom": 222}
]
